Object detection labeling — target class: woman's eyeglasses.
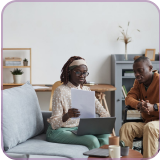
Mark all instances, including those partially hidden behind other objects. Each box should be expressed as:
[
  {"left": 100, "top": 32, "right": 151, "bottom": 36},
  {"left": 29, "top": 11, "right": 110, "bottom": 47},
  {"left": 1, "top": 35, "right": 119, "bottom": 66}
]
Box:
[{"left": 73, "top": 71, "right": 89, "bottom": 77}]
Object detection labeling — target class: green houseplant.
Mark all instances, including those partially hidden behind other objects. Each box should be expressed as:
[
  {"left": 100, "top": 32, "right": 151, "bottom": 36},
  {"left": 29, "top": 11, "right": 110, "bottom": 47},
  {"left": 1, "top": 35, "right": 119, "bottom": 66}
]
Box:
[
  {"left": 120, "top": 140, "right": 129, "bottom": 156},
  {"left": 23, "top": 58, "right": 28, "bottom": 66},
  {"left": 10, "top": 68, "right": 24, "bottom": 84}
]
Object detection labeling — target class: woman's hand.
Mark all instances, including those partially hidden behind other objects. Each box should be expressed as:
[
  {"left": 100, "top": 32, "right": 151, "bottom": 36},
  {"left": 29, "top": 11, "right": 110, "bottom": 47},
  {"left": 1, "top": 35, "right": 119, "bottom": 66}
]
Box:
[
  {"left": 67, "top": 108, "right": 80, "bottom": 118},
  {"left": 62, "top": 108, "right": 80, "bottom": 122}
]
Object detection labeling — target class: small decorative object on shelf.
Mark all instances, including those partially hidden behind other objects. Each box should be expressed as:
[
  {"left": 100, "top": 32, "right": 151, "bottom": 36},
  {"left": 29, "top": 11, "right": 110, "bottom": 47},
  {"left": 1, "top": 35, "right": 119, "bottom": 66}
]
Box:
[
  {"left": 145, "top": 49, "right": 156, "bottom": 61},
  {"left": 23, "top": 58, "right": 28, "bottom": 66},
  {"left": 10, "top": 68, "right": 24, "bottom": 84},
  {"left": 117, "top": 22, "right": 140, "bottom": 60},
  {"left": 5, "top": 57, "right": 21, "bottom": 66},
  {"left": 120, "top": 140, "right": 129, "bottom": 156}
]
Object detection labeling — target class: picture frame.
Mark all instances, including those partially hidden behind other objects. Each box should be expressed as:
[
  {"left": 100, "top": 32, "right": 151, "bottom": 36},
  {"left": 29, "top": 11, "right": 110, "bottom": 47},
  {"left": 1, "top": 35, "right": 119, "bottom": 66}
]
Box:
[{"left": 145, "top": 49, "right": 156, "bottom": 61}]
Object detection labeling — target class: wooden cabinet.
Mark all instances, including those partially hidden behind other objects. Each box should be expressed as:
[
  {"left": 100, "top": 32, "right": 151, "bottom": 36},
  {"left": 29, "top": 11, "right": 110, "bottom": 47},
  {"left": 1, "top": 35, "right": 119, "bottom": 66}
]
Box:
[{"left": 111, "top": 54, "right": 159, "bottom": 135}]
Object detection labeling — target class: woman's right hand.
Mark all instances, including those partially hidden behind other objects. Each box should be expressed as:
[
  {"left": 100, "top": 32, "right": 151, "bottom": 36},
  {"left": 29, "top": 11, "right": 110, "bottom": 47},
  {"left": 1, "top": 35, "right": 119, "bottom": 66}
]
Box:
[{"left": 67, "top": 108, "right": 80, "bottom": 118}]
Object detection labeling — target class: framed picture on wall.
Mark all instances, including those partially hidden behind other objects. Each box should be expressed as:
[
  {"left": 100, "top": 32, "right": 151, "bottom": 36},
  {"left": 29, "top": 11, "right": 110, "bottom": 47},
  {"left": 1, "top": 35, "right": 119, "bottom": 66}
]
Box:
[{"left": 145, "top": 49, "right": 156, "bottom": 61}]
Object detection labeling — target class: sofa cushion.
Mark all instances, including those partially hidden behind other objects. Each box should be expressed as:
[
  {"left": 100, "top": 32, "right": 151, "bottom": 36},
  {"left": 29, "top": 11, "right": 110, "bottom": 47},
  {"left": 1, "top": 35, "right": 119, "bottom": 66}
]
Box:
[
  {"left": 6, "top": 134, "right": 89, "bottom": 158},
  {"left": 3, "top": 82, "right": 44, "bottom": 151}
]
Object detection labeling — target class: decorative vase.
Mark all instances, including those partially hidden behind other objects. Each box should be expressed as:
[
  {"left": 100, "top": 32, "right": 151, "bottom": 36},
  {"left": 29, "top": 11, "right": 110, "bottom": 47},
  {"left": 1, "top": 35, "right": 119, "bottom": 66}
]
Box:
[
  {"left": 13, "top": 75, "right": 22, "bottom": 84},
  {"left": 125, "top": 43, "right": 128, "bottom": 60},
  {"left": 23, "top": 61, "right": 28, "bottom": 66}
]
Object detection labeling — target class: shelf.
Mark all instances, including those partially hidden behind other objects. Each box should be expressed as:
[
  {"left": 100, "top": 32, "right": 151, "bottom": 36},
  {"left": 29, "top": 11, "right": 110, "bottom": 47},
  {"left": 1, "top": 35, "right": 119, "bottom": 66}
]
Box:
[
  {"left": 3, "top": 66, "right": 31, "bottom": 68},
  {"left": 3, "top": 48, "right": 31, "bottom": 50},
  {"left": 3, "top": 83, "right": 24, "bottom": 86},
  {"left": 3, "top": 48, "right": 32, "bottom": 84},
  {"left": 122, "top": 76, "right": 135, "bottom": 78}
]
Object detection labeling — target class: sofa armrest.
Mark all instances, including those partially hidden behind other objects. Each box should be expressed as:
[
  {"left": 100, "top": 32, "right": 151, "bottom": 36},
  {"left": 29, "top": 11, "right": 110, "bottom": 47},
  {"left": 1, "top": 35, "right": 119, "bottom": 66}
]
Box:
[{"left": 41, "top": 111, "right": 52, "bottom": 134}]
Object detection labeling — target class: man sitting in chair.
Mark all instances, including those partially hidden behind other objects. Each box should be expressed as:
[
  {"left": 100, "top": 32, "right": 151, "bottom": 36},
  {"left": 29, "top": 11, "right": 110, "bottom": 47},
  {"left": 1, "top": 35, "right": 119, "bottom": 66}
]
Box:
[{"left": 119, "top": 56, "right": 159, "bottom": 158}]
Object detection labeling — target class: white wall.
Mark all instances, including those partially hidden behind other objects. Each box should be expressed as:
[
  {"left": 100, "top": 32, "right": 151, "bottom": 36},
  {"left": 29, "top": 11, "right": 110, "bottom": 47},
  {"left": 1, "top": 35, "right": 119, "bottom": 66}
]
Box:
[{"left": 3, "top": 2, "right": 159, "bottom": 111}]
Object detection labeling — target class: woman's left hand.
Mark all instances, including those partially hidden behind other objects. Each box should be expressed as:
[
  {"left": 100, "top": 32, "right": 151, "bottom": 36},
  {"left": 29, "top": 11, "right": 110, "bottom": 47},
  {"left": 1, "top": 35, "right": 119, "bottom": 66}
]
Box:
[{"left": 67, "top": 108, "right": 80, "bottom": 118}]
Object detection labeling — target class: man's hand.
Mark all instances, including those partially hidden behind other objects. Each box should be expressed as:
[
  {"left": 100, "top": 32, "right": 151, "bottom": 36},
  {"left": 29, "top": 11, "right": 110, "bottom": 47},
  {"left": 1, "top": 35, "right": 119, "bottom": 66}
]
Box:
[
  {"left": 137, "top": 100, "right": 149, "bottom": 114},
  {"left": 137, "top": 100, "right": 154, "bottom": 115},
  {"left": 143, "top": 100, "right": 154, "bottom": 115},
  {"left": 137, "top": 101, "right": 142, "bottom": 111},
  {"left": 67, "top": 108, "right": 80, "bottom": 118}
]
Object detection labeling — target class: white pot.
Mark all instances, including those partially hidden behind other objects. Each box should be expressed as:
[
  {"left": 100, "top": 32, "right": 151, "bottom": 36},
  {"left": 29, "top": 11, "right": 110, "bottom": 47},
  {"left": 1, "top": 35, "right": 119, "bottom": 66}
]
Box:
[{"left": 13, "top": 75, "right": 22, "bottom": 84}]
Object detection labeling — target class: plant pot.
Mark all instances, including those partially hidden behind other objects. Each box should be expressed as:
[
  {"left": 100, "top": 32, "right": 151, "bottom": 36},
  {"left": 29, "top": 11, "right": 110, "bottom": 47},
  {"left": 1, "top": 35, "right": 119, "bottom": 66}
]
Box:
[
  {"left": 121, "top": 146, "right": 129, "bottom": 156},
  {"left": 13, "top": 75, "right": 22, "bottom": 84},
  {"left": 23, "top": 61, "right": 28, "bottom": 66}
]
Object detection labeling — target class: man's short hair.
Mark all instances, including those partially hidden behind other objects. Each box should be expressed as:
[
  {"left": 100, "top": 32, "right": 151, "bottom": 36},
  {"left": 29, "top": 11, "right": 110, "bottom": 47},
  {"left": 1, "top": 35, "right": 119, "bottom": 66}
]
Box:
[{"left": 134, "top": 56, "right": 152, "bottom": 66}]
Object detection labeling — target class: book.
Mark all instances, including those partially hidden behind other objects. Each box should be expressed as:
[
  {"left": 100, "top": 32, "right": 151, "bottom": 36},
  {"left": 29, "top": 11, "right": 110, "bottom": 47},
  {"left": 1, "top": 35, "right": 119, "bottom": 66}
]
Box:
[
  {"left": 124, "top": 73, "right": 134, "bottom": 76},
  {"left": 122, "top": 90, "right": 125, "bottom": 99},
  {"left": 122, "top": 85, "right": 128, "bottom": 95},
  {"left": 124, "top": 71, "right": 134, "bottom": 76},
  {"left": 5, "top": 57, "right": 22, "bottom": 61},
  {"left": 5, "top": 61, "right": 21, "bottom": 66},
  {"left": 122, "top": 86, "right": 126, "bottom": 98}
]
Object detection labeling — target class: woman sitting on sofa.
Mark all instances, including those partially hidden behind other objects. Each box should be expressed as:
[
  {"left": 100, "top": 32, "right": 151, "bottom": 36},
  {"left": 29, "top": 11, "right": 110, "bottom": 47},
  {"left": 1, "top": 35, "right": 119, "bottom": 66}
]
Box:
[{"left": 46, "top": 56, "right": 110, "bottom": 150}]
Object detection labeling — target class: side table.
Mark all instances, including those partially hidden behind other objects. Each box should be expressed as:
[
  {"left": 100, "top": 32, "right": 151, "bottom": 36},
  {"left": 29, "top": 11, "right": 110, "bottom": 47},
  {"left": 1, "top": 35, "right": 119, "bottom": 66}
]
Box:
[{"left": 88, "top": 145, "right": 143, "bottom": 158}]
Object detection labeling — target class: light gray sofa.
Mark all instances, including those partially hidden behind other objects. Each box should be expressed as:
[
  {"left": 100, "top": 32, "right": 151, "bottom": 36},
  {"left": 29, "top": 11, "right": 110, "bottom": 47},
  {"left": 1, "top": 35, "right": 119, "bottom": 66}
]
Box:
[{"left": 3, "top": 82, "right": 89, "bottom": 159}]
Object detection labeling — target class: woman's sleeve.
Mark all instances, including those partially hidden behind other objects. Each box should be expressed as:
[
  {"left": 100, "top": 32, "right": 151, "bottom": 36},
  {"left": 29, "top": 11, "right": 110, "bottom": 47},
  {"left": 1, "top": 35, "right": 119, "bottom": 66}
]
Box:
[
  {"left": 95, "top": 97, "right": 110, "bottom": 117},
  {"left": 85, "top": 86, "right": 110, "bottom": 117},
  {"left": 47, "top": 87, "right": 64, "bottom": 130}
]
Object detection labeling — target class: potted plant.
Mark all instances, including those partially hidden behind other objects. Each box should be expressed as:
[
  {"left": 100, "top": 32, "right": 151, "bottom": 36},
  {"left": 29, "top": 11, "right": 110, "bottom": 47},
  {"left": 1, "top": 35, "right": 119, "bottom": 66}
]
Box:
[
  {"left": 120, "top": 140, "right": 129, "bottom": 156},
  {"left": 23, "top": 58, "right": 28, "bottom": 66},
  {"left": 10, "top": 68, "right": 24, "bottom": 84}
]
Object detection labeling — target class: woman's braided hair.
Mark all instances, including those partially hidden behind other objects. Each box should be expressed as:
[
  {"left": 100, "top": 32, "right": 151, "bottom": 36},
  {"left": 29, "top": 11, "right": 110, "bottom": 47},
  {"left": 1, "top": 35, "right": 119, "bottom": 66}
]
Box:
[{"left": 60, "top": 56, "right": 86, "bottom": 85}]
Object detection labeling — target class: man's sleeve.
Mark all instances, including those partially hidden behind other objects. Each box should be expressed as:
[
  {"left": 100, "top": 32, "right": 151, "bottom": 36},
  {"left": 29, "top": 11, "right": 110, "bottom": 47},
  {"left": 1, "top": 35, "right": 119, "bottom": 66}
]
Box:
[
  {"left": 125, "top": 80, "right": 140, "bottom": 109},
  {"left": 156, "top": 103, "right": 159, "bottom": 111}
]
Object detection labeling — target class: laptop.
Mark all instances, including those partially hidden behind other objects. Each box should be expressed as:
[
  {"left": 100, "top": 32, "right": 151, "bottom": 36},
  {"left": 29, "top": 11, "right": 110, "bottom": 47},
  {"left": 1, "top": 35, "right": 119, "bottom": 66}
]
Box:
[{"left": 71, "top": 117, "right": 116, "bottom": 136}]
